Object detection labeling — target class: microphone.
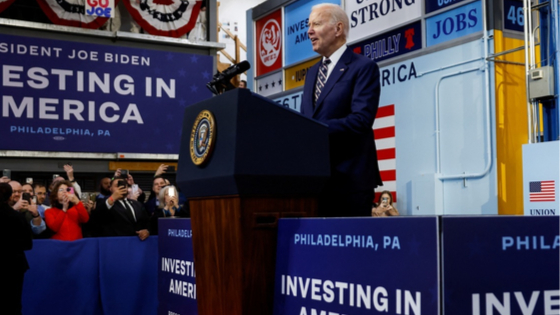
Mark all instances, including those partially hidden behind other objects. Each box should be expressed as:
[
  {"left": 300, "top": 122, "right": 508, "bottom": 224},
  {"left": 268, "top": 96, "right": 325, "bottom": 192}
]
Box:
[{"left": 207, "top": 60, "right": 251, "bottom": 94}]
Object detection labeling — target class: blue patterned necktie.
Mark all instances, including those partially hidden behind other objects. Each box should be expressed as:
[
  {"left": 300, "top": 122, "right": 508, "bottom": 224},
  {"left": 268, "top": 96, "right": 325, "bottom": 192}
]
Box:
[{"left": 314, "top": 58, "right": 331, "bottom": 106}]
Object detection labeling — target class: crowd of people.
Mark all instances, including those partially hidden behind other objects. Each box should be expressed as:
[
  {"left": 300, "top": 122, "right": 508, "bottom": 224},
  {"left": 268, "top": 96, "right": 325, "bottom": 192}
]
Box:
[{"left": 0, "top": 164, "right": 189, "bottom": 242}]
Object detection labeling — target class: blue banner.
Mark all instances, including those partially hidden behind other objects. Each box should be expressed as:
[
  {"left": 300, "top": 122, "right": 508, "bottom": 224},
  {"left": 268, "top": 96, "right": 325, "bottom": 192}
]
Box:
[
  {"left": 0, "top": 33, "right": 213, "bottom": 154},
  {"left": 284, "top": 0, "right": 339, "bottom": 66},
  {"left": 504, "top": 0, "right": 524, "bottom": 32},
  {"left": 158, "top": 218, "right": 197, "bottom": 315},
  {"left": 349, "top": 21, "right": 422, "bottom": 63},
  {"left": 425, "top": 0, "right": 467, "bottom": 14},
  {"left": 23, "top": 237, "right": 158, "bottom": 315},
  {"left": 442, "top": 216, "right": 560, "bottom": 315},
  {"left": 426, "top": 1, "right": 482, "bottom": 47},
  {"left": 273, "top": 217, "right": 439, "bottom": 315}
]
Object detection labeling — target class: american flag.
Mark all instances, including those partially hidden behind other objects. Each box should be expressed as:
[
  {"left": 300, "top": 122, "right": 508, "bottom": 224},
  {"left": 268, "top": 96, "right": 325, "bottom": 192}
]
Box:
[
  {"left": 529, "top": 180, "right": 556, "bottom": 202},
  {"left": 373, "top": 104, "right": 397, "bottom": 204}
]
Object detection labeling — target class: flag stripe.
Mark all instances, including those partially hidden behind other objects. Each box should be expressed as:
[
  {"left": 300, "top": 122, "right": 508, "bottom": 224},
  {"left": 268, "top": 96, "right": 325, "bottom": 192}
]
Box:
[
  {"left": 380, "top": 170, "right": 396, "bottom": 181},
  {"left": 378, "top": 159, "right": 396, "bottom": 170},
  {"left": 377, "top": 104, "right": 395, "bottom": 118},
  {"left": 374, "top": 127, "right": 395, "bottom": 140},
  {"left": 377, "top": 148, "right": 396, "bottom": 160},
  {"left": 374, "top": 104, "right": 396, "bottom": 204},
  {"left": 375, "top": 138, "right": 395, "bottom": 150}
]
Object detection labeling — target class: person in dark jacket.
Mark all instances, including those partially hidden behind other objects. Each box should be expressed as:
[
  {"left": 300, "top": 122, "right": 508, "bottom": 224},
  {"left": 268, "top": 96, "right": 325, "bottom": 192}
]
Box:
[{"left": 0, "top": 182, "right": 33, "bottom": 315}]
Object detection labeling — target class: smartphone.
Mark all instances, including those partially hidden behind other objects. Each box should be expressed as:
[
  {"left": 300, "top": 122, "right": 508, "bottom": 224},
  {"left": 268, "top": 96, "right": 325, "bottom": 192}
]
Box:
[
  {"left": 32, "top": 196, "right": 37, "bottom": 204},
  {"left": 121, "top": 169, "right": 129, "bottom": 178},
  {"left": 168, "top": 187, "right": 176, "bottom": 197},
  {"left": 167, "top": 165, "right": 176, "bottom": 172},
  {"left": 53, "top": 174, "right": 60, "bottom": 179},
  {"left": 382, "top": 197, "right": 389, "bottom": 205},
  {"left": 67, "top": 187, "right": 75, "bottom": 194},
  {"left": 22, "top": 192, "right": 31, "bottom": 202},
  {"left": 26, "top": 177, "right": 33, "bottom": 184},
  {"left": 89, "top": 193, "right": 97, "bottom": 202},
  {"left": 2, "top": 169, "right": 10, "bottom": 178},
  {"left": 118, "top": 180, "right": 127, "bottom": 188},
  {"left": 131, "top": 184, "right": 139, "bottom": 194}
]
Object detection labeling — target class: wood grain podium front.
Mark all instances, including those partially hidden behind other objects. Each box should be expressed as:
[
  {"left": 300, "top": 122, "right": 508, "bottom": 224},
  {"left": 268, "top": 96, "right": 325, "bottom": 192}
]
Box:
[{"left": 177, "top": 89, "right": 329, "bottom": 315}]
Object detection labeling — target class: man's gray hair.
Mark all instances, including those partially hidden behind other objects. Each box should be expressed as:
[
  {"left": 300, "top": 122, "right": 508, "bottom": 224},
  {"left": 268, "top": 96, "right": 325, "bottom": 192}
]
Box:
[{"left": 311, "top": 3, "right": 349, "bottom": 38}]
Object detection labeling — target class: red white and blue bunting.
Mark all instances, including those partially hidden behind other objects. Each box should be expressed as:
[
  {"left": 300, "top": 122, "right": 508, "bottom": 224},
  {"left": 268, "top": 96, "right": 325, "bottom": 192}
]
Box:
[
  {"left": 122, "top": 0, "right": 202, "bottom": 38},
  {"left": 36, "top": 0, "right": 113, "bottom": 29},
  {"left": 0, "top": 0, "right": 16, "bottom": 14}
]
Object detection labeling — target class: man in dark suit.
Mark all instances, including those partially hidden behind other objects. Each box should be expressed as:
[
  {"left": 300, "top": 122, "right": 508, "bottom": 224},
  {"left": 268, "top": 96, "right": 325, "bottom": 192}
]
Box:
[
  {"left": 0, "top": 183, "right": 33, "bottom": 314},
  {"left": 301, "top": 3, "right": 382, "bottom": 217},
  {"left": 92, "top": 178, "right": 150, "bottom": 240}
]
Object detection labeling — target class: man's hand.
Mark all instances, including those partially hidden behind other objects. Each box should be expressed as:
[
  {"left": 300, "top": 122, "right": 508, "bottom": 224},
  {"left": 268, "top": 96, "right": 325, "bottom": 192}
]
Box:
[
  {"left": 155, "top": 164, "right": 168, "bottom": 177},
  {"left": 111, "top": 185, "right": 128, "bottom": 202},
  {"left": 0, "top": 176, "right": 10, "bottom": 183},
  {"left": 28, "top": 202, "right": 39, "bottom": 217},
  {"left": 64, "top": 164, "right": 74, "bottom": 181},
  {"left": 114, "top": 168, "right": 122, "bottom": 179},
  {"left": 136, "top": 229, "right": 150, "bottom": 241},
  {"left": 14, "top": 199, "right": 29, "bottom": 211}
]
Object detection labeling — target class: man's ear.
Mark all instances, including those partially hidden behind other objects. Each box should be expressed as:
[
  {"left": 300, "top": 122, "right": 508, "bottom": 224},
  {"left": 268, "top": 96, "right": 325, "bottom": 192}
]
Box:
[{"left": 336, "top": 22, "right": 343, "bottom": 36}]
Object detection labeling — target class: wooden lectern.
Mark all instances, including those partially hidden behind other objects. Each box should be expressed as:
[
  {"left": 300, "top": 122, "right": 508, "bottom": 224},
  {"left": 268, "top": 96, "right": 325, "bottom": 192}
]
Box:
[{"left": 177, "top": 89, "right": 330, "bottom": 315}]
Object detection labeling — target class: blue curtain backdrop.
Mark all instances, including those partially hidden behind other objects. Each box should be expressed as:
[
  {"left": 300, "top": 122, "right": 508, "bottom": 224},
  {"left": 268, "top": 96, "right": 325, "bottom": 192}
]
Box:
[{"left": 22, "top": 237, "right": 158, "bottom": 315}]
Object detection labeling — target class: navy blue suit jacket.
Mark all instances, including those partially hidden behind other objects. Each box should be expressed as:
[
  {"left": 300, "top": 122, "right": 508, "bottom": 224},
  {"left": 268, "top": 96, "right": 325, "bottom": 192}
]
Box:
[{"left": 301, "top": 47, "right": 382, "bottom": 191}]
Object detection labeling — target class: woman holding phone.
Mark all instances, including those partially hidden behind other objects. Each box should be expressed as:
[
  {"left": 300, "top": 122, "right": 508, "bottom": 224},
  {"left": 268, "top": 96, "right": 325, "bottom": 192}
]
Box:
[
  {"left": 372, "top": 190, "right": 399, "bottom": 217},
  {"left": 44, "top": 180, "right": 89, "bottom": 241},
  {"left": 149, "top": 185, "right": 188, "bottom": 234}
]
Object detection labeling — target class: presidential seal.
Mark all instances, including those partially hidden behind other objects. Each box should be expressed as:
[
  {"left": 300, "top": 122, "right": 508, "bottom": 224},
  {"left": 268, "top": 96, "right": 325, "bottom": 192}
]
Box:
[{"left": 190, "top": 110, "right": 216, "bottom": 166}]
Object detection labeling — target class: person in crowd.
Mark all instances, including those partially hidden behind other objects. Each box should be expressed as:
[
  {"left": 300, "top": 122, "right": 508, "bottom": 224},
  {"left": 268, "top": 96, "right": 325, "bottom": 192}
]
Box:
[
  {"left": 301, "top": 3, "right": 382, "bottom": 217},
  {"left": 95, "top": 177, "right": 112, "bottom": 203},
  {"left": 0, "top": 183, "right": 33, "bottom": 315},
  {"left": 145, "top": 175, "right": 168, "bottom": 217},
  {"left": 44, "top": 180, "right": 89, "bottom": 241},
  {"left": 48, "top": 164, "right": 83, "bottom": 201},
  {"left": 238, "top": 80, "right": 247, "bottom": 89},
  {"left": 113, "top": 168, "right": 146, "bottom": 203},
  {"left": 9, "top": 181, "right": 48, "bottom": 237},
  {"left": 150, "top": 185, "right": 189, "bottom": 235},
  {"left": 22, "top": 183, "right": 47, "bottom": 220},
  {"left": 371, "top": 191, "right": 399, "bottom": 217},
  {"left": 33, "top": 183, "right": 48, "bottom": 208},
  {"left": 92, "top": 178, "right": 150, "bottom": 241}
]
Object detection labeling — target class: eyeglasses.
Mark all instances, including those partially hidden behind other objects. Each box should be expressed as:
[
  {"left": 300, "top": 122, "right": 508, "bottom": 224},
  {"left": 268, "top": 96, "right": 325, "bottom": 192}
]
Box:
[{"left": 58, "top": 188, "right": 73, "bottom": 192}]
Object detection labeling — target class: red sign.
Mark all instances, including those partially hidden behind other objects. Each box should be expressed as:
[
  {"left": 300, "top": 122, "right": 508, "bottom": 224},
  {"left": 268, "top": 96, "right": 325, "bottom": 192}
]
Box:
[{"left": 255, "top": 9, "right": 283, "bottom": 77}]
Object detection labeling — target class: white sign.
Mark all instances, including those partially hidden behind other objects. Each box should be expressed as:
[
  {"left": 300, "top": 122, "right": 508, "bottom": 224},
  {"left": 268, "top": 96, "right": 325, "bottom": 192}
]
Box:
[
  {"left": 523, "top": 141, "right": 560, "bottom": 216},
  {"left": 256, "top": 71, "right": 283, "bottom": 97},
  {"left": 345, "top": 0, "right": 421, "bottom": 43}
]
